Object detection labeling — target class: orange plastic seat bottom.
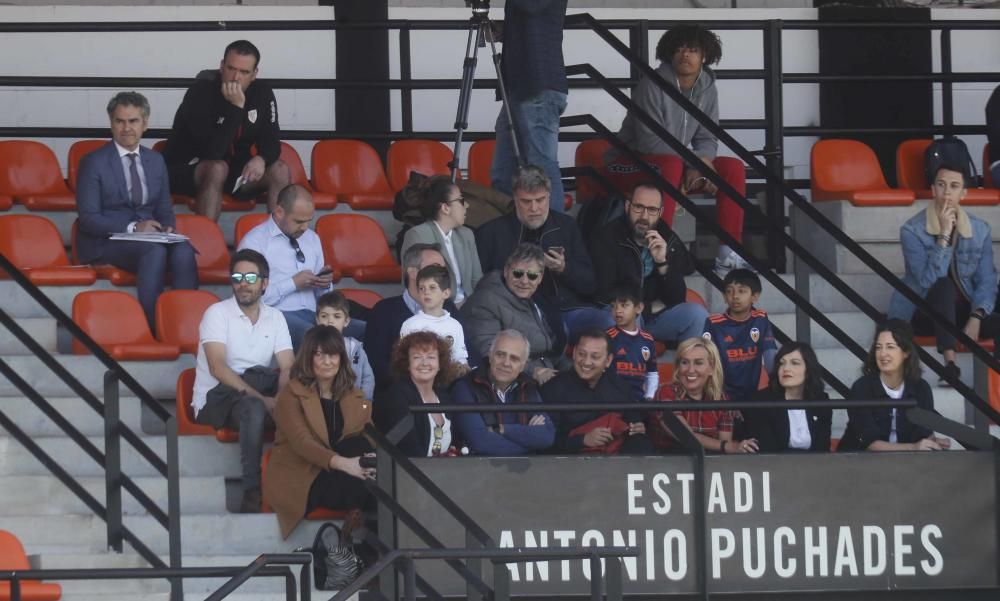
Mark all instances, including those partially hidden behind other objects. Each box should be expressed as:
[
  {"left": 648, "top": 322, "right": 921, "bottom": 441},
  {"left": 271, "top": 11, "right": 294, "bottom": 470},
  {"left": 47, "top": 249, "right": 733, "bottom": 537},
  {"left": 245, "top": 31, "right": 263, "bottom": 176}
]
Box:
[
  {"left": 811, "top": 189, "right": 915, "bottom": 206},
  {"left": 106, "top": 343, "right": 181, "bottom": 361},
  {"left": 911, "top": 188, "right": 1000, "bottom": 205},
  {"left": 348, "top": 265, "right": 403, "bottom": 283},
  {"left": 172, "top": 194, "right": 256, "bottom": 211},
  {"left": 339, "top": 192, "right": 394, "bottom": 210},
  {"left": 914, "top": 335, "right": 995, "bottom": 353},
  {"left": 311, "top": 191, "right": 338, "bottom": 210},
  {"left": 0, "top": 266, "right": 97, "bottom": 286},
  {"left": 94, "top": 265, "right": 137, "bottom": 286},
  {"left": 0, "top": 195, "right": 12, "bottom": 210},
  {"left": 0, "top": 581, "right": 62, "bottom": 601},
  {"left": 197, "top": 269, "right": 232, "bottom": 285},
  {"left": 17, "top": 194, "right": 77, "bottom": 211}
]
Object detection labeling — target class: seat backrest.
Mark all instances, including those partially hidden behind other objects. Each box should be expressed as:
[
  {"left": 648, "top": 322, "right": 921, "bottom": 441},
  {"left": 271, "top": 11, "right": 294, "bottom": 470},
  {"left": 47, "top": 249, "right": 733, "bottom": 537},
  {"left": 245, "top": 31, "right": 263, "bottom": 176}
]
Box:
[
  {"left": 174, "top": 214, "right": 229, "bottom": 273},
  {"left": 234, "top": 213, "right": 270, "bottom": 247},
  {"left": 311, "top": 140, "right": 392, "bottom": 195},
  {"left": 685, "top": 288, "right": 707, "bottom": 309},
  {"left": 152, "top": 140, "right": 167, "bottom": 154},
  {"left": 0, "top": 140, "right": 71, "bottom": 195},
  {"left": 811, "top": 139, "right": 888, "bottom": 192},
  {"left": 339, "top": 287, "right": 384, "bottom": 310},
  {"left": 316, "top": 214, "right": 395, "bottom": 268},
  {"left": 0, "top": 214, "right": 70, "bottom": 269},
  {"left": 67, "top": 139, "right": 107, "bottom": 191},
  {"left": 386, "top": 139, "right": 455, "bottom": 191},
  {"left": 575, "top": 139, "right": 613, "bottom": 203},
  {"left": 156, "top": 290, "right": 220, "bottom": 352},
  {"left": 0, "top": 530, "right": 31, "bottom": 570},
  {"left": 72, "top": 290, "right": 154, "bottom": 351},
  {"left": 279, "top": 141, "right": 311, "bottom": 187},
  {"left": 895, "top": 139, "right": 933, "bottom": 191},
  {"left": 467, "top": 139, "right": 495, "bottom": 186}
]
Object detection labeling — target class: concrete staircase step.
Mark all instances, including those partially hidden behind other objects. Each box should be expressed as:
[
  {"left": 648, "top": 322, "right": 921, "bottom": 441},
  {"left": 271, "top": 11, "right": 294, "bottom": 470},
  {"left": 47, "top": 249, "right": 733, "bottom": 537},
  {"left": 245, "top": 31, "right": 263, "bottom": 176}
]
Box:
[
  {"left": 0, "top": 317, "right": 57, "bottom": 354},
  {"left": 0, "top": 280, "right": 231, "bottom": 319},
  {"left": 2, "top": 395, "right": 144, "bottom": 437},
  {"left": 0, "top": 353, "right": 194, "bottom": 398},
  {"left": 1, "top": 475, "right": 225, "bottom": 516},
  {"left": 0, "top": 434, "right": 241, "bottom": 478}
]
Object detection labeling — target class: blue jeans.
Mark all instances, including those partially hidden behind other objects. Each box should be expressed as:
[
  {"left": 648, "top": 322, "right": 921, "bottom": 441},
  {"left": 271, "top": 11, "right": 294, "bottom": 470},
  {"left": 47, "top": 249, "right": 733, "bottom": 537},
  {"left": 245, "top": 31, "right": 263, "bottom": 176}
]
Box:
[
  {"left": 643, "top": 303, "right": 711, "bottom": 345},
  {"left": 282, "top": 308, "right": 366, "bottom": 352},
  {"left": 562, "top": 306, "right": 615, "bottom": 345},
  {"left": 491, "top": 89, "right": 568, "bottom": 212}
]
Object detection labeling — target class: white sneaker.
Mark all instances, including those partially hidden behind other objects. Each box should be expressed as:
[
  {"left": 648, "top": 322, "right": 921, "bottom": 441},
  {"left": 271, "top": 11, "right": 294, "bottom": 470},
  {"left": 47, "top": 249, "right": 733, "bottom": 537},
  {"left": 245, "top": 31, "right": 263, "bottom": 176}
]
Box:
[{"left": 714, "top": 249, "right": 753, "bottom": 276}]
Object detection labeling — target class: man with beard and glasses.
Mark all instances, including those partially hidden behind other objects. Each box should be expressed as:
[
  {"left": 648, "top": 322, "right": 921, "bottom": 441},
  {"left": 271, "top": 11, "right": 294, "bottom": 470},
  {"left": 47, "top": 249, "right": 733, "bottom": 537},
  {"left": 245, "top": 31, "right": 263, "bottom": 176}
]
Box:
[
  {"left": 238, "top": 184, "right": 337, "bottom": 351},
  {"left": 590, "top": 183, "right": 708, "bottom": 345},
  {"left": 191, "top": 248, "right": 294, "bottom": 513}
]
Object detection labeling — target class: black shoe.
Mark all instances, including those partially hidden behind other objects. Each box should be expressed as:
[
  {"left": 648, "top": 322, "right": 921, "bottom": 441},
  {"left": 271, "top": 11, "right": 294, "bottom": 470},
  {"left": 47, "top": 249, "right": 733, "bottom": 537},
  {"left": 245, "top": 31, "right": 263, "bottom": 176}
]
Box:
[
  {"left": 938, "top": 361, "right": 960, "bottom": 388},
  {"left": 238, "top": 487, "right": 262, "bottom": 513}
]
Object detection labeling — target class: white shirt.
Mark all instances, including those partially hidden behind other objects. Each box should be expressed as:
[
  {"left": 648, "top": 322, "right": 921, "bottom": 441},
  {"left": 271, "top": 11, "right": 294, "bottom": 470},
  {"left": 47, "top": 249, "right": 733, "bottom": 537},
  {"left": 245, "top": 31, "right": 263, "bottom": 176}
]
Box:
[
  {"left": 434, "top": 222, "right": 465, "bottom": 303},
  {"left": 237, "top": 216, "right": 330, "bottom": 312},
  {"left": 399, "top": 310, "right": 469, "bottom": 365},
  {"left": 192, "top": 296, "right": 293, "bottom": 415},
  {"left": 880, "top": 378, "right": 905, "bottom": 443},
  {"left": 423, "top": 414, "right": 452, "bottom": 457},
  {"left": 787, "top": 409, "right": 812, "bottom": 450},
  {"left": 115, "top": 141, "right": 148, "bottom": 206}
]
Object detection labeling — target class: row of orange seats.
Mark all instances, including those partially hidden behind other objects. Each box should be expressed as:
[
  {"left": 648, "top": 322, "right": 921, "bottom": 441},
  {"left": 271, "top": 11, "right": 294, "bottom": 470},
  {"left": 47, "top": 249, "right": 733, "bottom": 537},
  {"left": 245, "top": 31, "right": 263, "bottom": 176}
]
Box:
[
  {"left": 0, "top": 211, "right": 404, "bottom": 288},
  {"left": 0, "top": 138, "right": 501, "bottom": 213},
  {"left": 811, "top": 139, "right": 998, "bottom": 206}
]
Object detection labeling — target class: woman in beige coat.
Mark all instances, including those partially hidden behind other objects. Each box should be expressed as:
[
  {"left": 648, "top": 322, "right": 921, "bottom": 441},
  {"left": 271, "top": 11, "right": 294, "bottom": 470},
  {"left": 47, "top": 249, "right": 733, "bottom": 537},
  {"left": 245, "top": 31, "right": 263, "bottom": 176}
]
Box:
[{"left": 264, "top": 325, "right": 375, "bottom": 539}]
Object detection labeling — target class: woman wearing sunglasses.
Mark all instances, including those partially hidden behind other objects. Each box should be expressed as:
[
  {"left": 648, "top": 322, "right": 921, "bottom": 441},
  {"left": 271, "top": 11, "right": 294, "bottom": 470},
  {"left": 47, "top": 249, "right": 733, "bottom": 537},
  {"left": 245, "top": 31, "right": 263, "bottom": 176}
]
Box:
[
  {"left": 462, "top": 243, "right": 570, "bottom": 386},
  {"left": 377, "top": 331, "right": 462, "bottom": 457},
  {"left": 399, "top": 175, "right": 483, "bottom": 308}
]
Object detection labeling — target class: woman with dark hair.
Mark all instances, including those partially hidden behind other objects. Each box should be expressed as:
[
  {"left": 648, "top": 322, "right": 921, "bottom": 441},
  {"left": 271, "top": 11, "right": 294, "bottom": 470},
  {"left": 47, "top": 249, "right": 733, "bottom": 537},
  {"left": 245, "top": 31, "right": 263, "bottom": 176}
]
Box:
[
  {"left": 376, "top": 331, "right": 461, "bottom": 457},
  {"left": 838, "top": 320, "right": 952, "bottom": 452},
  {"left": 264, "top": 326, "right": 375, "bottom": 539},
  {"left": 742, "top": 342, "right": 832, "bottom": 452},
  {"left": 399, "top": 175, "right": 482, "bottom": 306}
]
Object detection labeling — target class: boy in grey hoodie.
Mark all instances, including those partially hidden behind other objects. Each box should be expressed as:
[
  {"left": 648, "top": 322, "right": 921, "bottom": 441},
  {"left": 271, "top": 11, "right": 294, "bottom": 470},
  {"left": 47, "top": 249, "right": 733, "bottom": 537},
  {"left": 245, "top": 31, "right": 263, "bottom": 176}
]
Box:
[{"left": 608, "top": 25, "right": 750, "bottom": 275}]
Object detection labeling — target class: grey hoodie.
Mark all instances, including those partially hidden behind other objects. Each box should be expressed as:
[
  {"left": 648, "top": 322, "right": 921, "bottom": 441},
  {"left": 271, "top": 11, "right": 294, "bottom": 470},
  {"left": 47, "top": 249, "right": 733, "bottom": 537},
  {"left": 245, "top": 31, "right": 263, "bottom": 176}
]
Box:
[{"left": 614, "top": 62, "right": 719, "bottom": 159}]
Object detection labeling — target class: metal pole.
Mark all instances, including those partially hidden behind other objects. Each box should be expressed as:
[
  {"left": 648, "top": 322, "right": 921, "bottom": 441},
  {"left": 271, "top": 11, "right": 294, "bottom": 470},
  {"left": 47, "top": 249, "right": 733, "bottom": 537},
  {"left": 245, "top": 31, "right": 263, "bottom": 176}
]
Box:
[
  {"left": 377, "top": 447, "right": 398, "bottom": 600},
  {"left": 589, "top": 552, "right": 602, "bottom": 601},
  {"left": 450, "top": 17, "right": 485, "bottom": 181},
  {"left": 695, "top": 448, "right": 709, "bottom": 601},
  {"left": 166, "top": 416, "right": 183, "bottom": 601},
  {"left": 299, "top": 562, "right": 312, "bottom": 601},
  {"left": 103, "top": 371, "right": 123, "bottom": 553},
  {"left": 465, "top": 529, "right": 483, "bottom": 601},
  {"left": 402, "top": 557, "right": 417, "bottom": 601},
  {"left": 10, "top": 576, "right": 20, "bottom": 601},
  {"left": 605, "top": 557, "right": 623, "bottom": 601},
  {"left": 941, "top": 28, "right": 953, "bottom": 135},
  {"left": 284, "top": 567, "right": 297, "bottom": 601},
  {"left": 493, "top": 562, "right": 511, "bottom": 601},
  {"left": 763, "top": 19, "right": 786, "bottom": 273},
  {"left": 400, "top": 25, "right": 413, "bottom": 135}
]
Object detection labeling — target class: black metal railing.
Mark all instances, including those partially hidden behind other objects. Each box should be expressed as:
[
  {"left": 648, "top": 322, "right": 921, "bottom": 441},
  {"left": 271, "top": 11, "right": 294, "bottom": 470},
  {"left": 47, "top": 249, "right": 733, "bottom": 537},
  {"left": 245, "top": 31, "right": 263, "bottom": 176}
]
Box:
[{"left": 0, "top": 252, "right": 182, "bottom": 598}]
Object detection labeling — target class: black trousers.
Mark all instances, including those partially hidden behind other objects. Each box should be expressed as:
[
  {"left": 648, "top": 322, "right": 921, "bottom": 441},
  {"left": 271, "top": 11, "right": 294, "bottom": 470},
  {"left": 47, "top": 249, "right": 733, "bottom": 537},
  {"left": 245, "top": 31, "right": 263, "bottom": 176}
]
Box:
[
  {"left": 305, "top": 435, "right": 375, "bottom": 515},
  {"left": 912, "top": 277, "right": 1000, "bottom": 353}
]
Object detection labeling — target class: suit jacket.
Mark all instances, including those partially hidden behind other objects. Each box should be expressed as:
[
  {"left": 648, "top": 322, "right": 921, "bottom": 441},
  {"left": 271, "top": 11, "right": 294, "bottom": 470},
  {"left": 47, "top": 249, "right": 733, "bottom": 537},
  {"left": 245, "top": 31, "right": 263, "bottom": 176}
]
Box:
[
  {"left": 400, "top": 221, "right": 483, "bottom": 297},
  {"left": 838, "top": 373, "right": 935, "bottom": 452},
  {"left": 742, "top": 389, "right": 832, "bottom": 453},
  {"left": 75, "top": 141, "right": 175, "bottom": 264},
  {"left": 375, "top": 376, "right": 455, "bottom": 458},
  {"left": 264, "top": 379, "right": 373, "bottom": 539}
]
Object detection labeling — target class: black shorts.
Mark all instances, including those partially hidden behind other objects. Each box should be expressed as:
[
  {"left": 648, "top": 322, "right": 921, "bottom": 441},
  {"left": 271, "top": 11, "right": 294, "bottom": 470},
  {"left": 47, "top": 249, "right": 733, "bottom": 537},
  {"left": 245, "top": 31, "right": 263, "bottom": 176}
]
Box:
[{"left": 167, "top": 159, "right": 259, "bottom": 200}]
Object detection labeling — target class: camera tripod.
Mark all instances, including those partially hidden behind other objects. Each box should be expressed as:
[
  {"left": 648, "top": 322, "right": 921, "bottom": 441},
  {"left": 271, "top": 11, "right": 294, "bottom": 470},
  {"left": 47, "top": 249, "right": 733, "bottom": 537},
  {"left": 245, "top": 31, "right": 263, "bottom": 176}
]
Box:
[{"left": 448, "top": 5, "right": 521, "bottom": 183}]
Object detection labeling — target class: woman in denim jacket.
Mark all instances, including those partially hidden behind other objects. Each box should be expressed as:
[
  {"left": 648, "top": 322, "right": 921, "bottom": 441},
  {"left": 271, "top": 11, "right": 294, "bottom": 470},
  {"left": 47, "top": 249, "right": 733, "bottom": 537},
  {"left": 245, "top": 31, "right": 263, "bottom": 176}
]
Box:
[{"left": 887, "top": 163, "right": 999, "bottom": 384}]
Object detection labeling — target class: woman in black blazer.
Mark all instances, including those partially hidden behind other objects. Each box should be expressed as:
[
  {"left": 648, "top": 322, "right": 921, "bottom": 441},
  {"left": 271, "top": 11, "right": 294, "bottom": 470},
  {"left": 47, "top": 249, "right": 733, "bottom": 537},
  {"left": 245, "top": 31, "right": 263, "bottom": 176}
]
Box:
[
  {"left": 376, "top": 331, "right": 461, "bottom": 457},
  {"left": 744, "top": 342, "right": 832, "bottom": 452},
  {"left": 838, "top": 320, "right": 951, "bottom": 452}
]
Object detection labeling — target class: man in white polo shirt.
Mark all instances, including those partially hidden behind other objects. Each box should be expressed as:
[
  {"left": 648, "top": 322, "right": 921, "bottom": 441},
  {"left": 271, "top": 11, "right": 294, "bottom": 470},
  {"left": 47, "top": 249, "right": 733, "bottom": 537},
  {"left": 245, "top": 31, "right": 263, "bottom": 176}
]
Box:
[{"left": 192, "top": 248, "right": 294, "bottom": 513}]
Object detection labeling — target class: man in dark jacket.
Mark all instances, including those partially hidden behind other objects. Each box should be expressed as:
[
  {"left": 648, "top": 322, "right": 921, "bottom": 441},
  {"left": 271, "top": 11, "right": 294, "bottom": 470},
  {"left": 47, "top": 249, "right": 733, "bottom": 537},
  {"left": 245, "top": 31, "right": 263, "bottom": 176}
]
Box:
[
  {"left": 590, "top": 183, "right": 708, "bottom": 345},
  {"left": 163, "top": 40, "right": 290, "bottom": 220},
  {"left": 541, "top": 329, "right": 652, "bottom": 454},
  {"left": 476, "top": 165, "right": 610, "bottom": 342}
]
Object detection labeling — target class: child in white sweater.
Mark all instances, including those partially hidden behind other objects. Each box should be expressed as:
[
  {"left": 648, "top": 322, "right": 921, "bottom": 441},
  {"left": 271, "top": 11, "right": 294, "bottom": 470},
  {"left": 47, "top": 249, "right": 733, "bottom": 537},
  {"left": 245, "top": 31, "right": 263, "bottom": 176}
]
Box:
[{"left": 400, "top": 264, "right": 469, "bottom": 371}]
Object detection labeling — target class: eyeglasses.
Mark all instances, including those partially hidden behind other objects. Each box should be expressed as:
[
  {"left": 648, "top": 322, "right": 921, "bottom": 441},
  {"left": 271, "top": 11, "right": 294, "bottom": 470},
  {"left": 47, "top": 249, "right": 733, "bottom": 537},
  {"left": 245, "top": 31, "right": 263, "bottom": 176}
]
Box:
[
  {"left": 510, "top": 269, "right": 541, "bottom": 281},
  {"left": 629, "top": 203, "right": 662, "bottom": 216},
  {"left": 289, "top": 236, "right": 305, "bottom": 263},
  {"left": 231, "top": 272, "right": 260, "bottom": 284},
  {"left": 446, "top": 196, "right": 467, "bottom": 206}
]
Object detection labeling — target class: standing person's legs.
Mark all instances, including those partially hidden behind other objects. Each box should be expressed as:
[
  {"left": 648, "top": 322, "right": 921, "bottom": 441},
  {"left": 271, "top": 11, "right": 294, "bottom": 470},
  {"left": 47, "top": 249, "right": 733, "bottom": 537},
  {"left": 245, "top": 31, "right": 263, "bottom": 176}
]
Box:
[
  {"left": 644, "top": 302, "right": 711, "bottom": 345},
  {"left": 492, "top": 90, "right": 568, "bottom": 211}
]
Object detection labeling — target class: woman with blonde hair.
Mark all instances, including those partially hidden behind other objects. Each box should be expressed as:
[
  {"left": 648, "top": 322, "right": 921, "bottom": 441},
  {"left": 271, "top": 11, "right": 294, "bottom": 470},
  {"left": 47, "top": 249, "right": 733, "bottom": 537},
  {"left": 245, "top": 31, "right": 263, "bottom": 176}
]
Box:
[{"left": 653, "top": 337, "right": 758, "bottom": 454}]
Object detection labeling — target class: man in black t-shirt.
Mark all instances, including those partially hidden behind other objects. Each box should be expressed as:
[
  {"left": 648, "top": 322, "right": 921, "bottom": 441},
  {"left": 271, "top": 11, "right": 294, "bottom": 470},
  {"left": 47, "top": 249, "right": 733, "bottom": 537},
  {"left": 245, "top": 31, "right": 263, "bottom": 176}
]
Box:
[{"left": 163, "top": 40, "right": 289, "bottom": 220}]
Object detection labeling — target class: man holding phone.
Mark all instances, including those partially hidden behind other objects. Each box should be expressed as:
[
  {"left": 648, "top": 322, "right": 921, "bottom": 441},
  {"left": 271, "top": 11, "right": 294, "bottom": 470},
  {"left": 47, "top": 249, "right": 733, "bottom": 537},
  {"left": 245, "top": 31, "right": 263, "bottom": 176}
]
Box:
[{"left": 239, "top": 184, "right": 333, "bottom": 351}]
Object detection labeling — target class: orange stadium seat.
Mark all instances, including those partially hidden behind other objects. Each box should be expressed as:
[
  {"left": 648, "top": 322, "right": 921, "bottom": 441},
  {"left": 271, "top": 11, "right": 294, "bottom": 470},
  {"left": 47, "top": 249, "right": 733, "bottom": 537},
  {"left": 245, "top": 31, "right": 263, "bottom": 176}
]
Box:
[
  {"left": 71, "top": 291, "right": 180, "bottom": 360},
  {"left": 69, "top": 220, "right": 136, "bottom": 285},
  {"left": 174, "top": 214, "right": 231, "bottom": 284},
  {"left": 339, "top": 288, "right": 384, "bottom": 310},
  {"left": 810, "top": 139, "right": 915, "bottom": 206},
  {"left": 260, "top": 448, "right": 344, "bottom": 517},
  {"left": 155, "top": 290, "right": 220, "bottom": 355},
  {"left": 0, "top": 530, "right": 62, "bottom": 601},
  {"left": 467, "top": 139, "right": 495, "bottom": 187},
  {"left": 0, "top": 140, "right": 76, "bottom": 211},
  {"left": 896, "top": 139, "right": 998, "bottom": 205},
  {"left": 386, "top": 139, "right": 455, "bottom": 192},
  {"left": 151, "top": 141, "right": 253, "bottom": 211},
  {"left": 311, "top": 140, "right": 394, "bottom": 210},
  {"left": 279, "top": 142, "right": 336, "bottom": 210},
  {"left": 233, "top": 213, "right": 270, "bottom": 247},
  {"left": 175, "top": 368, "right": 239, "bottom": 442},
  {"left": 316, "top": 214, "right": 402, "bottom": 283},
  {"left": 575, "top": 138, "right": 612, "bottom": 204},
  {"left": 0, "top": 215, "right": 97, "bottom": 285},
  {"left": 66, "top": 139, "right": 106, "bottom": 192}
]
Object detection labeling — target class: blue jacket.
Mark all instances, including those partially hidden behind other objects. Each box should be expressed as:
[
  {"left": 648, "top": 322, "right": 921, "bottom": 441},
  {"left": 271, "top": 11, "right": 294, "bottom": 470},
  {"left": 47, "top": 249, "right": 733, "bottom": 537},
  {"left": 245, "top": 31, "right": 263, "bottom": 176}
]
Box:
[
  {"left": 452, "top": 363, "right": 555, "bottom": 456},
  {"left": 888, "top": 208, "right": 997, "bottom": 319}
]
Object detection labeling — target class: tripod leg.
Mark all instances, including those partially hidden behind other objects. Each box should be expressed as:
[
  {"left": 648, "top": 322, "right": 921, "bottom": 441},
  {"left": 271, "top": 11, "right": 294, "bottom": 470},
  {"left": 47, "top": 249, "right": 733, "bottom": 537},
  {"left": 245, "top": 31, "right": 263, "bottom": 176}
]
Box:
[
  {"left": 486, "top": 25, "right": 523, "bottom": 168},
  {"left": 450, "top": 20, "right": 484, "bottom": 182}
]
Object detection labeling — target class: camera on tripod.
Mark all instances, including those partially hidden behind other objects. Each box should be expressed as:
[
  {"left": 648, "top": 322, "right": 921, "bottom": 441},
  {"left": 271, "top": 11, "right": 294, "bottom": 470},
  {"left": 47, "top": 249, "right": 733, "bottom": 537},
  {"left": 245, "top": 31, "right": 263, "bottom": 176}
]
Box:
[{"left": 465, "top": 0, "right": 490, "bottom": 15}]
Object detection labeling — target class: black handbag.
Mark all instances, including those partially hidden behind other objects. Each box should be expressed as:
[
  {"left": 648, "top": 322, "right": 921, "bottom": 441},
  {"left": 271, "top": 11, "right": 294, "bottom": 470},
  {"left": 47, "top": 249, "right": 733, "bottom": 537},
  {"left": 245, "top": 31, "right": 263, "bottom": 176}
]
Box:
[{"left": 297, "top": 522, "right": 364, "bottom": 591}]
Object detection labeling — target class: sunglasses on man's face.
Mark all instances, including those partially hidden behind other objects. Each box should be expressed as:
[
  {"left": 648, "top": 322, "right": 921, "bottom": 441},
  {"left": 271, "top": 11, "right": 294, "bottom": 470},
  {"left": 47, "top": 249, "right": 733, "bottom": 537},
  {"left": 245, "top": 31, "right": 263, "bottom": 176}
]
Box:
[
  {"left": 511, "top": 269, "right": 541, "bottom": 281},
  {"left": 231, "top": 272, "right": 261, "bottom": 285}
]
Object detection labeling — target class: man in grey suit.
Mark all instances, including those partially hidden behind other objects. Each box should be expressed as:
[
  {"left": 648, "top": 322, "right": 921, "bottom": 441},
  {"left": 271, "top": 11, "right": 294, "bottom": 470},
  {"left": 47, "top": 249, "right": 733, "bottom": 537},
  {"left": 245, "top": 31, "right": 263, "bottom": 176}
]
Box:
[{"left": 76, "top": 91, "right": 199, "bottom": 328}]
